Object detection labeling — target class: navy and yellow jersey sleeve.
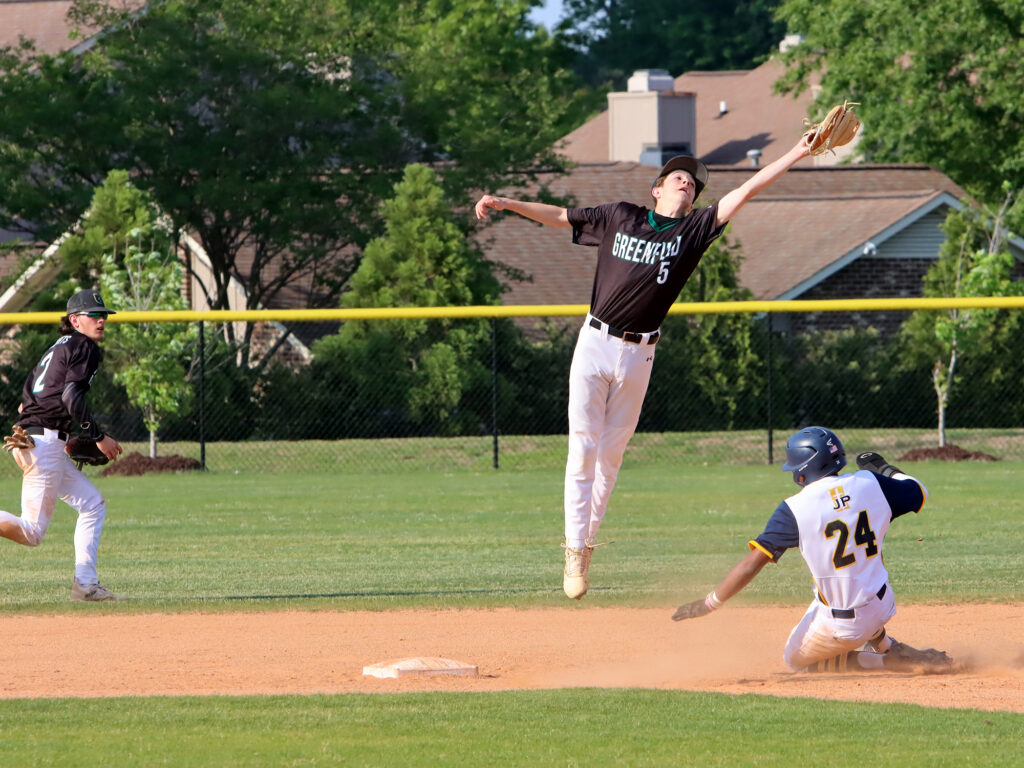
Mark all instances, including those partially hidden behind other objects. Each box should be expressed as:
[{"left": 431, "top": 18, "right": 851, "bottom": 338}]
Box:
[
  {"left": 749, "top": 501, "right": 799, "bottom": 562},
  {"left": 875, "top": 473, "right": 927, "bottom": 519}
]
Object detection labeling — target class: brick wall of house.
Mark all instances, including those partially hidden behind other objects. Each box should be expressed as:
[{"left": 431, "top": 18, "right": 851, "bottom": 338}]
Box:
[
  {"left": 788, "top": 254, "right": 1024, "bottom": 336},
  {"left": 790, "top": 257, "right": 931, "bottom": 336}
]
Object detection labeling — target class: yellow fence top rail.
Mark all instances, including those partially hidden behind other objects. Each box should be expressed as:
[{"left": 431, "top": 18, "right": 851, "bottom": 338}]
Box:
[{"left": 2, "top": 296, "right": 1024, "bottom": 325}]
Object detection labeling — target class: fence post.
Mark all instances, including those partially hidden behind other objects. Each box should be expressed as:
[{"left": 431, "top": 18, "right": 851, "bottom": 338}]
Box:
[
  {"left": 198, "top": 320, "right": 206, "bottom": 470},
  {"left": 491, "top": 318, "right": 499, "bottom": 470},
  {"left": 766, "top": 313, "right": 774, "bottom": 465}
]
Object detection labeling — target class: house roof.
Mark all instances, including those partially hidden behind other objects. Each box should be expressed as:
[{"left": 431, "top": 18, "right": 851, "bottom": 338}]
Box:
[
  {"left": 481, "top": 163, "right": 968, "bottom": 304},
  {"left": 0, "top": 1, "right": 93, "bottom": 55},
  {"left": 559, "top": 59, "right": 825, "bottom": 169}
]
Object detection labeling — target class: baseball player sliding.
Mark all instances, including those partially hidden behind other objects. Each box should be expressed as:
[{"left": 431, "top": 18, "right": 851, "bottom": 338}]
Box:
[
  {"left": 476, "top": 133, "right": 813, "bottom": 599},
  {"left": 671, "top": 427, "right": 955, "bottom": 674}
]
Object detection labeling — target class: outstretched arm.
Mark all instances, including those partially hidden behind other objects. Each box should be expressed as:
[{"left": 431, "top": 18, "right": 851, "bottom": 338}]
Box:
[
  {"left": 474, "top": 195, "right": 571, "bottom": 228},
  {"left": 671, "top": 548, "right": 772, "bottom": 620},
  {"left": 715, "top": 134, "right": 812, "bottom": 227}
]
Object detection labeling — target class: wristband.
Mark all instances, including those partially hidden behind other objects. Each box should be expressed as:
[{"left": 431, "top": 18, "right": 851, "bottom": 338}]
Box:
[{"left": 705, "top": 591, "right": 723, "bottom": 611}]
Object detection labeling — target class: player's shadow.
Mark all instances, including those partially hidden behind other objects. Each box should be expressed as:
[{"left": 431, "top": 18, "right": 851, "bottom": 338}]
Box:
[{"left": 219, "top": 585, "right": 615, "bottom": 600}]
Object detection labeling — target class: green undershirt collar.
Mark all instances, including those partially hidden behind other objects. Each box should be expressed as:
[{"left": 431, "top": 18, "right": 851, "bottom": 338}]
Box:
[{"left": 648, "top": 210, "right": 682, "bottom": 232}]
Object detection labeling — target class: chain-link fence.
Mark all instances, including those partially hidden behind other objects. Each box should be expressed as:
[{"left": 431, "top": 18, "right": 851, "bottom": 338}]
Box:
[{"left": 2, "top": 302, "right": 1024, "bottom": 476}]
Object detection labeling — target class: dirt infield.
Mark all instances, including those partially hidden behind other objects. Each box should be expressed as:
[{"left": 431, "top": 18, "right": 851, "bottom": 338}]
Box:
[{"left": 2, "top": 603, "right": 1021, "bottom": 712}]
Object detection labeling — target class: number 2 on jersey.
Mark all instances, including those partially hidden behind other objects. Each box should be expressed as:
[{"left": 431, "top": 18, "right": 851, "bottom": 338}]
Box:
[
  {"left": 31, "top": 350, "right": 55, "bottom": 393},
  {"left": 824, "top": 510, "right": 879, "bottom": 569}
]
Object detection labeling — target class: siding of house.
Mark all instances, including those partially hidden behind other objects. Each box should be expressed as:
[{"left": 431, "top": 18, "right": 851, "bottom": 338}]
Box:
[
  {"left": 881, "top": 209, "right": 949, "bottom": 261},
  {"left": 785, "top": 206, "right": 1024, "bottom": 336}
]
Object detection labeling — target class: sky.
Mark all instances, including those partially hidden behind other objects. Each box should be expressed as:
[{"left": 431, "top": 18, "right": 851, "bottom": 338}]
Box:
[{"left": 528, "top": 0, "right": 565, "bottom": 29}]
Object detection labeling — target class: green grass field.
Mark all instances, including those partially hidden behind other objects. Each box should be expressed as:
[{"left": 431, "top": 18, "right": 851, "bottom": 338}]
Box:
[
  {"left": 0, "top": 451, "right": 1021, "bottom": 766},
  {"left": 0, "top": 691, "right": 1020, "bottom": 767}
]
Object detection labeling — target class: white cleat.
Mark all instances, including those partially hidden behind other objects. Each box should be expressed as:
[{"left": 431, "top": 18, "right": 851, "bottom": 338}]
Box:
[
  {"left": 562, "top": 543, "right": 594, "bottom": 600},
  {"left": 71, "top": 579, "right": 125, "bottom": 602}
]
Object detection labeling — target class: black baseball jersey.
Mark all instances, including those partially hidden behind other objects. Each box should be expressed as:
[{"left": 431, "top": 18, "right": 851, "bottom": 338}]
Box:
[
  {"left": 18, "top": 332, "right": 105, "bottom": 439},
  {"left": 567, "top": 202, "right": 725, "bottom": 332}
]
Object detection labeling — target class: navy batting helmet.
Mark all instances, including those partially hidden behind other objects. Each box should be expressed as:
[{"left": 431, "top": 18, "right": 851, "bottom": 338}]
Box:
[{"left": 781, "top": 426, "right": 846, "bottom": 486}]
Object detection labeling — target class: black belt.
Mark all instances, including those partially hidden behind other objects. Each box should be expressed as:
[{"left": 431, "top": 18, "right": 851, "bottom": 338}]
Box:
[
  {"left": 589, "top": 317, "right": 660, "bottom": 345},
  {"left": 24, "top": 427, "right": 69, "bottom": 442},
  {"left": 825, "top": 584, "right": 887, "bottom": 619}
]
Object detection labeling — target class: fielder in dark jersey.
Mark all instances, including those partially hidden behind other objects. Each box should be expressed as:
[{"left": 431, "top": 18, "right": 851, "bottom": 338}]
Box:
[
  {"left": 475, "top": 132, "right": 812, "bottom": 599},
  {"left": 1, "top": 288, "right": 124, "bottom": 601}
]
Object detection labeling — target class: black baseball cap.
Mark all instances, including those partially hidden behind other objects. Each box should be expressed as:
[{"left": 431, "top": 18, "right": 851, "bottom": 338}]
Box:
[
  {"left": 66, "top": 289, "right": 117, "bottom": 315},
  {"left": 652, "top": 156, "right": 709, "bottom": 200}
]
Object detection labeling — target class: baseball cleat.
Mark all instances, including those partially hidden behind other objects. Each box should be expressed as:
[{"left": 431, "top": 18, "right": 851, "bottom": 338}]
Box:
[
  {"left": 562, "top": 543, "right": 594, "bottom": 600},
  {"left": 71, "top": 579, "right": 125, "bottom": 602},
  {"left": 883, "top": 640, "right": 955, "bottom": 673}
]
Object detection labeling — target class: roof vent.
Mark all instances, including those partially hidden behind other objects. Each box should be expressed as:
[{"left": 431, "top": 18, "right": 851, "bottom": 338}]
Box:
[
  {"left": 779, "top": 34, "right": 805, "bottom": 53},
  {"left": 719, "top": 100, "right": 728, "bottom": 116},
  {"left": 746, "top": 148, "right": 762, "bottom": 167},
  {"left": 627, "top": 69, "right": 675, "bottom": 93}
]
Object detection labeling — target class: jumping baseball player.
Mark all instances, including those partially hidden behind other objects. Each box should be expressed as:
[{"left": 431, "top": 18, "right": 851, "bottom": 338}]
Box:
[
  {"left": 1, "top": 289, "right": 124, "bottom": 601},
  {"left": 475, "top": 133, "right": 814, "bottom": 599},
  {"left": 671, "top": 426, "right": 955, "bottom": 673}
]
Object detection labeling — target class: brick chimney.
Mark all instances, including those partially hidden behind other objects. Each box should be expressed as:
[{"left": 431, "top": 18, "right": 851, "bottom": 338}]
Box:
[{"left": 607, "top": 69, "right": 696, "bottom": 166}]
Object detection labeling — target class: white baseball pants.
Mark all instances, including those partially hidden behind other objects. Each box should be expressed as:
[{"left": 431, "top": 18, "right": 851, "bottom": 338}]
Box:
[
  {"left": 0, "top": 428, "right": 107, "bottom": 585},
  {"left": 783, "top": 582, "right": 897, "bottom": 670},
  {"left": 564, "top": 316, "right": 656, "bottom": 547}
]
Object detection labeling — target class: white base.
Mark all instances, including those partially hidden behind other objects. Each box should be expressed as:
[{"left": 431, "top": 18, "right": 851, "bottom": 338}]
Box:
[{"left": 363, "top": 656, "right": 479, "bottom": 679}]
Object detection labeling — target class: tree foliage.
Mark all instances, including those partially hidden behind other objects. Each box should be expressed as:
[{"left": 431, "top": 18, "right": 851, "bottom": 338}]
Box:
[
  {"left": 558, "top": 0, "right": 784, "bottom": 87},
  {"left": 641, "top": 233, "right": 763, "bottom": 431},
  {"left": 900, "top": 188, "right": 1023, "bottom": 446},
  {"left": 100, "top": 243, "right": 197, "bottom": 456},
  {"left": 314, "top": 164, "right": 500, "bottom": 432},
  {"left": 775, "top": 0, "right": 1024, "bottom": 211},
  {"left": 63, "top": 171, "right": 197, "bottom": 456},
  {"left": 0, "top": 0, "right": 590, "bottom": 361},
  {"left": 57, "top": 169, "right": 156, "bottom": 281}
]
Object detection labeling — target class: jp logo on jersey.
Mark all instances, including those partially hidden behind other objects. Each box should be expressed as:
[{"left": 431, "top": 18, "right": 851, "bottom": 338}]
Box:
[{"left": 830, "top": 486, "right": 851, "bottom": 510}]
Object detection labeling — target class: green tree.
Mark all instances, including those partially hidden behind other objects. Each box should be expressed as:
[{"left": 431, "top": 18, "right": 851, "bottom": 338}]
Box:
[
  {"left": 99, "top": 243, "right": 196, "bottom": 458},
  {"left": 0, "top": 0, "right": 590, "bottom": 363},
  {"left": 641, "top": 233, "right": 762, "bottom": 431},
  {"left": 559, "top": 0, "right": 784, "bottom": 87},
  {"left": 900, "top": 188, "right": 1022, "bottom": 446},
  {"left": 57, "top": 169, "right": 156, "bottom": 281},
  {"left": 775, "top": 0, "right": 1024, "bottom": 211},
  {"left": 317, "top": 163, "right": 500, "bottom": 432},
  {"left": 61, "top": 171, "right": 196, "bottom": 457}
]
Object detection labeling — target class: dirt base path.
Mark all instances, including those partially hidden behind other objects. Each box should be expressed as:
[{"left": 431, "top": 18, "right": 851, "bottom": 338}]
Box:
[{"left": 3, "top": 604, "right": 1021, "bottom": 712}]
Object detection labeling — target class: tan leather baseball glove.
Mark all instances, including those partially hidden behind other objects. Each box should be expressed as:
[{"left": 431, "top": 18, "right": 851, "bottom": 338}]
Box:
[{"left": 804, "top": 100, "right": 861, "bottom": 156}]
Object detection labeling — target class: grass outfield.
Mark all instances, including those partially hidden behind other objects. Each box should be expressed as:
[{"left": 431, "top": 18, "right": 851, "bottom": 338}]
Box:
[
  {"left": 0, "top": 457, "right": 1020, "bottom": 765},
  {"left": 3, "top": 427, "right": 1021, "bottom": 477},
  {"left": 0, "top": 460, "right": 1020, "bottom": 610},
  {"left": 0, "top": 691, "right": 1020, "bottom": 767}
]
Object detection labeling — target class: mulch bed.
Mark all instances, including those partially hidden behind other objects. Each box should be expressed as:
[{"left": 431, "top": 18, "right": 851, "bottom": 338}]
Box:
[
  {"left": 898, "top": 443, "right": 999, "bottom": 462},
  {"left": 100, "top": 451, "right": 203, "bottom": 477}
]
